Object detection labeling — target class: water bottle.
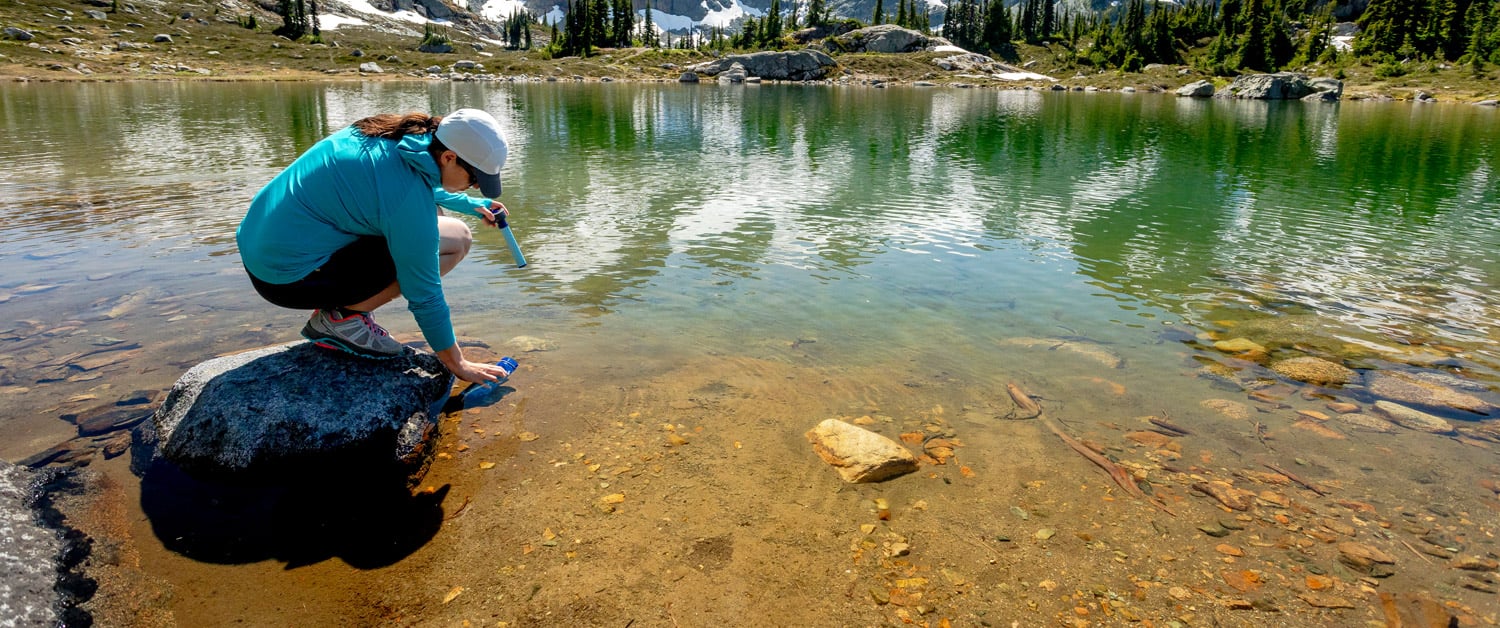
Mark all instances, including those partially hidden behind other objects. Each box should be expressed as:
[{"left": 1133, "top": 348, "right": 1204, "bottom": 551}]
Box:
[{"left": 460, "top": 357, "right": 518, "bottom": 408}]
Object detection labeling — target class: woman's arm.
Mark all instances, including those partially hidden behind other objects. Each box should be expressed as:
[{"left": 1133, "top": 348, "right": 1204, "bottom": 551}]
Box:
[{"left": 434, "top": 189, "right": 489, "bottom": 218}]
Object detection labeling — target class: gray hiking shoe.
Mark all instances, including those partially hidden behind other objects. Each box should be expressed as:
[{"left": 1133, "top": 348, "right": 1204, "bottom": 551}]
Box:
[{"left": 300, "top": 309, "right": 405, "bottom": 358}]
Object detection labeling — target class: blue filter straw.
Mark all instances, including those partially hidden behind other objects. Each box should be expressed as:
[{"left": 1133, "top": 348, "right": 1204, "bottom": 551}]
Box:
[{"left": 495, "top": 214, "right": 527, "bottom": 268}]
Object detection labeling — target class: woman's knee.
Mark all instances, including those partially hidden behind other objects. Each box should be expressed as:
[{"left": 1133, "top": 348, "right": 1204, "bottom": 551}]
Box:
[{"left": 438, "top": 216, "right": 473, "bottom": 257}]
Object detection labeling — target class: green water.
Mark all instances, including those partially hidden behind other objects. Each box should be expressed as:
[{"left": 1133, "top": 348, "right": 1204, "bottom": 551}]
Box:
[
  {"left": 2, "top": 82, "right": 1499, "bottom": 450},
  {"left": 2, "top": 82, "right": 1499, "bottom": 622}
]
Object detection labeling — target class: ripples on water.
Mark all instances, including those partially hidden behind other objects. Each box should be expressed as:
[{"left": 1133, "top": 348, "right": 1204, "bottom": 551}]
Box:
[
  {"left": 1, "top": 82, "right": 1498, "bottom": 428},
  {"left": 6, "top": 82, "right": 1500, "bottom": 625}
]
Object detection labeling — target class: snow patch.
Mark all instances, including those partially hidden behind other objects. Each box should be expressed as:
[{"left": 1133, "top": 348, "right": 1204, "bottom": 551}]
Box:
[
  {"left": 700, "top": 0, "right": 764, "bottom": 27},
  {"left": 479, "top": 0, "right": 529, "bottom": 21},
  {"left": 318, "top": 13, "right": 369, "bottom": 30},
  {"left": 994, "top": 71, "right": 1054, "bottom": 81},
  {"left": 342, "top": 0, "right": 436, "bottom": 25}
]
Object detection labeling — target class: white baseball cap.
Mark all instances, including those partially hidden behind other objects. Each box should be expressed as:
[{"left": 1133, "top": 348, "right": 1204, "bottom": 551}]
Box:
[{"left": 435, "top": 108, "right": 507, "bottom": 198}]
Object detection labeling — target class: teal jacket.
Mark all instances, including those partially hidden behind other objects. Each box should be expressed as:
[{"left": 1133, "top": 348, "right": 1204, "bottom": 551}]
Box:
[{"left": 237, "top": 126, "right": 490, "bottom": 352}]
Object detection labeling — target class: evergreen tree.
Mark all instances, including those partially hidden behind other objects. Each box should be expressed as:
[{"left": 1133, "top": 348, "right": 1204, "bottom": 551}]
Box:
[
  {"left": 1293, "top": 5, "right": 1333, "bottom": 65},
  {"left": 740, "top": 17, "right": 760, "bottom": 47},
  {"left": 808, "top": 0, "right": 827, "bottom": 27},
  {"left": 765, "top": 0, "right": 783, "bottom": 44},
  {"left": 1041, "top": 0, "right": 1055, "bottom": 40},
  {"left": 873, "top": 0, "right": 885, "bottom": 25},
  {"left": 1218, "top": 0, "right": 1241, "bottom": 39},
  {"left": 897, "top": 0, "right": 907, "bottom": 28},
  {"left": 560, "top": 0, "right": 594, "bottom": 56},
  {"left": 641, "top": 0, "right": 658, "bottom": 47},
  {"left": 1466, "top": 0, "right": 1499, "bottom": 63},
  {"left": 1122, "top": 0, "right": 1146, "bottom": 54},
  {"left": 1144, "top": 1, "right": 1177, "bottom": 64},
  {"left": 1354, "top": 0, "right": 1426, "bottom": 57},
  {"left": 943, "top": 0, "right": 981, "bottom": 49},
  {"left": 613, "top": 0, "right": 634, "bottom": 46},
  {"left": 1019, "top": 0, "right": 1037, "bottom": 41},
  {"left": 1434, "top": 0, "right": 1473, "bottom": 60},
  {"left": 982, "top": 0, "right": 1013, "bottom": 53},
  {"left": 589, "top": 0, "right": 609, "bottom": 47},
  {"left": 1235, "top": 0, "right": 1274, "bottom": 70},
  {"left": 275, "top": 0, "right": 309, "bottom": 39}
]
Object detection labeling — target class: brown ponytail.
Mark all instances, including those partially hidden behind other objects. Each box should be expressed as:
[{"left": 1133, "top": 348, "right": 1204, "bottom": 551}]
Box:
[{"left": 352, "top": 112, "right": 442, "bottom": 140}]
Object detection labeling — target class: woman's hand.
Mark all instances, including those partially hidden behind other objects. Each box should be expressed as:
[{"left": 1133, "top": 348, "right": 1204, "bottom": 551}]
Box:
[
  {"left": 452, "top": 359, "right": 511, "bottom": 384},
  {"left": 481, "top": 201, "right": 509, "bottom": 228},
  {"left": 437, "top": 344, "right": 512, "bottom": 383}
]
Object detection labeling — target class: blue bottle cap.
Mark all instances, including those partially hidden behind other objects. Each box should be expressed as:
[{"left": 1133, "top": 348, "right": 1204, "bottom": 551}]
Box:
[{"left": 499, "top": 356, "right": 518, "bottom": 372}]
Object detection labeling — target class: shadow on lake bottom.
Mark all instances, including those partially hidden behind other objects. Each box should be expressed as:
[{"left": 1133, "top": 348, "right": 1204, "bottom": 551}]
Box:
[{"left": 137, "top": 460, "right": 449, "bottom": 569}]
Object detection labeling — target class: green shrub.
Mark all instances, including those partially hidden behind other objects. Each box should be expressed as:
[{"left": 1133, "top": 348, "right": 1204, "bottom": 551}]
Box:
[
  {"left": 237, "top": 14, "right": 258, "bottom": 30},
  {"left": 1373, "top": 59, "right": 1407, "bottom": 78},
  {"left": 421, "top": 23, "right": 451, "bottom": 47}
]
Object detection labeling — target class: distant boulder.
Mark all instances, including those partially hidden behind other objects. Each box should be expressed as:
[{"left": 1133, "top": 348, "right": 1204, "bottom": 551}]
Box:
[
  {"left": 1217, "top": 72, "right": 1342, "bottom": 100},
  {"left": 1176, "top": 79, "right": 1214, "bottom": 97},
  {"left": 153, "top": 33, "right": 173, "bottom": 43},
  {"left": 691, "top": 50, "right": 837, "bottom": 82},
  {"left": 832, "top": 25, "right": 931, "bottom": 53},
  {"left": 359, "top": 61, "right": 383, "bottom": 73},
  {"left": 718, "top": 62, "right": 747, "bottom": 83},
  {"left": 933, "top": 52, "right": 995, "bottom": 72},
  {"left": 678, "top": 70, "right": 699, "bottom": 83},
  {"left": 789, "top": 20, "right": 860, "bottom": 44},
  {"left": 418, "top": 42, "right": 453, "bottom": 53},
  {"left": 3, "top": 27, "right": 34, "bottom": 41}
]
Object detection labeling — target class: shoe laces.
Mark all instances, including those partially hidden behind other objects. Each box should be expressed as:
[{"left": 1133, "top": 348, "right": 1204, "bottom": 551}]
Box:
[{"left": 356, "top": 312, "right": 390, "bottom": 337}]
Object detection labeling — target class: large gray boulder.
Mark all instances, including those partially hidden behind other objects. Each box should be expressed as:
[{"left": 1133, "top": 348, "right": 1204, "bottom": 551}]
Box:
[
  {"left": 934, "top": 52, "right": 997, "bottom": 72},
  {"left": 1217, "top": 72, "right": 1342, "bottom": 100},
  {"left": 833, "top": 25, "right": 931, "bottom": 53},
  {"left": 1176, "top": 79, "right": 1214, "bottom": 97},
  {"left": 0, "top": 462, "right": 61, "bottom": 628},
  {"left": 691, "top": 50, "right": 837, "bottom": 81},
  {"left": 132, "top": 342, "right": 454, "bottom": 484}
]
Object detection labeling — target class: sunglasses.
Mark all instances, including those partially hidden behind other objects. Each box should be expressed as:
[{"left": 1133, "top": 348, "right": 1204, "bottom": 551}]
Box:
[{"left": 456, "top": 157, "right": 481, "bottom": 189}]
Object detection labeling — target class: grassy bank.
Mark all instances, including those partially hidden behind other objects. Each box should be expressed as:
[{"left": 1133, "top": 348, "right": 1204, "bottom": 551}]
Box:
[{"left": 4, "top": 0, "right": 1500, "bottom": 102}]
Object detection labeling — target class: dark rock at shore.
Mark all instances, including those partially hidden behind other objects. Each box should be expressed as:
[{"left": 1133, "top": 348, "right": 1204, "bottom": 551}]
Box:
[
  {"left": 831, "top": 25, "right": 934, "bottom": 54},
  {"left": 1216, "top": 72, "right": 1342, "bottom": 101},
  {"left": 690, "top": 50, "right": 837, "bottom": 82},
  {"left": 131, "top": 342, "right": 454, "bottom": 485},
  {"left": 0, "top": 461, "right": 62, "bottom": 628}
]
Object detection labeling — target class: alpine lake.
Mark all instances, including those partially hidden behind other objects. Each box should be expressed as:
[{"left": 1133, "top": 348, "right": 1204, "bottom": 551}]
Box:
[{"left": 2, "top": 80, "right": 1499, "bottom": 626}]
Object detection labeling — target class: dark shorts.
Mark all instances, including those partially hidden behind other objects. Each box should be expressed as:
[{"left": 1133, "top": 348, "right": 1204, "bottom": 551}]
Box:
[{"left": 247, "top": 237, "right": 398, "bottom": 310}]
